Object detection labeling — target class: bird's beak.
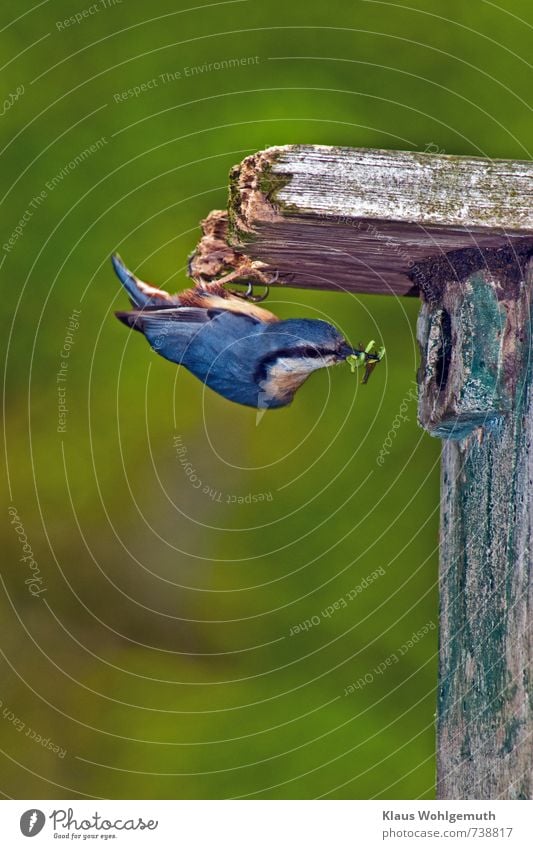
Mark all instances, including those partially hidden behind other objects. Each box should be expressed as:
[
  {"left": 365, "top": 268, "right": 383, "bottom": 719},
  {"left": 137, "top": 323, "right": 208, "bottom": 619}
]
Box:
[{"left": 339, "top": 341, "right": 357, "bottom": 360}]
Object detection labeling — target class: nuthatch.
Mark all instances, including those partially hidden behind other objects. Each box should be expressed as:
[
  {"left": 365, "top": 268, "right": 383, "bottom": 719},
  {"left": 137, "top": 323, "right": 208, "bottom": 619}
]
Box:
[{"left": 112, "top": 254, "right": 382, "bottom": 409}]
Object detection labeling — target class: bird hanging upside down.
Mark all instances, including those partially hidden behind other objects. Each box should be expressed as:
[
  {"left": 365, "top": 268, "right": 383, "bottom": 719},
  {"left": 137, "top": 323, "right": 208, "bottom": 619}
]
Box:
[{"left": 112, "top": 254, "right": 383, "bottom": 409}]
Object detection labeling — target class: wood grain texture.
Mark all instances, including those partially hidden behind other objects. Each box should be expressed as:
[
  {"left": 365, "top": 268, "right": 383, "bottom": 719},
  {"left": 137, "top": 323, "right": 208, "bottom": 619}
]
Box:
[
  {"left": 417, "top": 250, "right": 533, "bottom": 799},
  {"left": 266, "top": 146, "right": 533, "bottom": 230},
  {"left": 188, "top": 146, "right": 533, "bottom": 297}
]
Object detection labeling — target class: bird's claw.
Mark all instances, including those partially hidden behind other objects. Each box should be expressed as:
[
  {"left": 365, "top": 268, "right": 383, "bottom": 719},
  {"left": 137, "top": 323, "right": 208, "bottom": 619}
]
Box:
[
  {"left": 237, "top": 281, "right": 271, "bottom": 303},
  {"left": 228, "top": 271, "right": 278, "bottom": 302}
]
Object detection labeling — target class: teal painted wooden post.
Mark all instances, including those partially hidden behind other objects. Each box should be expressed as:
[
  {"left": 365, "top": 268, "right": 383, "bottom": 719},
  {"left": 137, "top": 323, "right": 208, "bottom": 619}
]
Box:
[
  {"left": 416, "top": 246, "right": 533, "bottom": 799},
  {"left": 190, "top": 145, "right": 533, "bottom": 799}
]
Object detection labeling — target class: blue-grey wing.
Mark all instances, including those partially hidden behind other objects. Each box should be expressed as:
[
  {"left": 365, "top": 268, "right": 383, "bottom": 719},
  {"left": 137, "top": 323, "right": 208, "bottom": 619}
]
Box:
[
  {"left": 115, "top": 306, "right": 221, "bottom": 362},
  {"left": 116, "top": 306, "right": 271, "bottom": 405}
]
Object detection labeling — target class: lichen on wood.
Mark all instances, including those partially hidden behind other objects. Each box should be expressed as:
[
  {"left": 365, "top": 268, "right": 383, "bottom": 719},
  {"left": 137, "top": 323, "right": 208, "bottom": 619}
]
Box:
[
  {"left": 417, "top": 249, "right": 533, "bottom": 799},
  {"left": 189, "top": 145, "right": 533, "bottom": 297},
  {"left": 415, "top": 245, "right": 533, "bottom": 439},
  {"left": 187, "top": 210, "right": 274, "bottom": 288}
]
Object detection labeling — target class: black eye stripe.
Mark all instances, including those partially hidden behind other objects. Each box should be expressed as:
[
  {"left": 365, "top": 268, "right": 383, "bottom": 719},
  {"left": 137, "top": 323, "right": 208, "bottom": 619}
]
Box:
[
  {"left": 298, "top": 346, "right": 329, "bottom": 358},
  {"left": 262, "top": 345, "right": 333, "bottom": 363}
]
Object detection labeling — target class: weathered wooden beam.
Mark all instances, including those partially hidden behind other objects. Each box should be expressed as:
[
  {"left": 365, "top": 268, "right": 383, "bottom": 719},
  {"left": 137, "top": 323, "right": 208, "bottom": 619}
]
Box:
[
  {"left": 189, "top": 145, "right": 533, "bottom": 800},
  {"left": 189, "top": 145, "right": 533, "bottom": 297},
  {"left": 416, "top": 247, "right": 533, "bottom": 799}
]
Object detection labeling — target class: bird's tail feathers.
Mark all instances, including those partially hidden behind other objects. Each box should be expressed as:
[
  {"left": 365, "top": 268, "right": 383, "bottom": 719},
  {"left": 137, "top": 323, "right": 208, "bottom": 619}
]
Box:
[{"left": 111, "top": 253, "right": 177, "bottom": 308}]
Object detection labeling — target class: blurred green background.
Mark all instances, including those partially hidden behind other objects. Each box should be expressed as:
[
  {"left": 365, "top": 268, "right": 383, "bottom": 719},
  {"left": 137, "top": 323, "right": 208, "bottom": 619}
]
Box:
[{"left": 1, "top": 0, "right": 531, "bottom": 800}]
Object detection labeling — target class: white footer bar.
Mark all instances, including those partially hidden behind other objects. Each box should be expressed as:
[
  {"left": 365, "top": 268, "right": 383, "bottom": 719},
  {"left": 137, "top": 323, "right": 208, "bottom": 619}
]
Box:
[{"left": 1, "top": 799, "right": 531, "bottom": 848}]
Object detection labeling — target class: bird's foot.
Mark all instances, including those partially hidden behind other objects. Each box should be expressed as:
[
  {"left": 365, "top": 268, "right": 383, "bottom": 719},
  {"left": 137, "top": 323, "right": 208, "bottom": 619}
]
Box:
[
  {"left": 226, "top": 270, "right": 278, "bottom": 303},
  {"left": 193, "top": 268, "right": 277, "bottom": 302}
]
